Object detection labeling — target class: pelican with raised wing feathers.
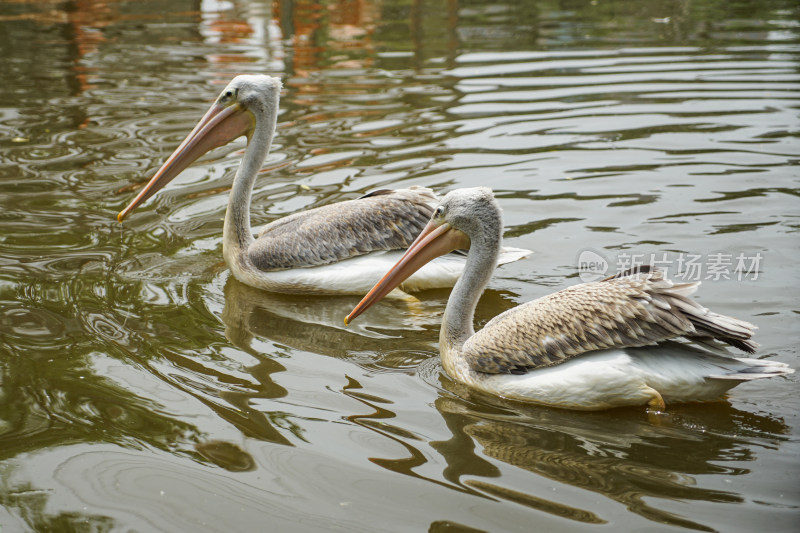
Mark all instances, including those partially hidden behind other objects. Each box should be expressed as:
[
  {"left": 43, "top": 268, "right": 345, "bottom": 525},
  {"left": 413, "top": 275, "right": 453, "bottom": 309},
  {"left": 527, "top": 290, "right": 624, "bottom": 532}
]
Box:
[
  {"left": 117, "top": 76, "right": 529, "bottom": 295},
  {"left": 346, "top": 187, "right": 793, "bottom": 410}
]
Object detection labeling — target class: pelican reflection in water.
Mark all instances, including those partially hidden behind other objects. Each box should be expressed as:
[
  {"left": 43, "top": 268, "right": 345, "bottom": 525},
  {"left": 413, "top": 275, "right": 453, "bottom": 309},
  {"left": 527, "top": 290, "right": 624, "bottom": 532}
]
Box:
[
  {"left": 118, "top": 75, "right": 528, "bottom": 296},
  {"left": 346, "top": 187, "right": 793, "bottom": 410}
]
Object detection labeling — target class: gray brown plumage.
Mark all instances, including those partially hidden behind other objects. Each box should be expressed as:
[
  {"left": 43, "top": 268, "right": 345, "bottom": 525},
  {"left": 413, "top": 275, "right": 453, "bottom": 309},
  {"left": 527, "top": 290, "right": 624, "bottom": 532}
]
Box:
[
  {"left": 464, "top": 266, "right": 758, "bottom": 374},
  {"left": 250, "top": 188, "right": 435, "bottom": 271}
]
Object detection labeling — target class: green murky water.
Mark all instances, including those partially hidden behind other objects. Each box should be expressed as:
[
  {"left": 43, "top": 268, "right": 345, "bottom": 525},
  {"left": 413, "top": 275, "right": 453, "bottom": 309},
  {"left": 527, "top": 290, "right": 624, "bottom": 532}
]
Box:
[{"left": 1, "top": 0, "right": 798, "bottom": 531}]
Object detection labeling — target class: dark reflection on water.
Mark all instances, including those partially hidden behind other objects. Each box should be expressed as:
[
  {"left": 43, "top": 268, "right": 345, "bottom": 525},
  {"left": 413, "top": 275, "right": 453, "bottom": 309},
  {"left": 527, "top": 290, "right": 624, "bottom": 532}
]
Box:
[
  {"left": 1, "top": 0, "right": 798, "bottom": 531},
  {"left": 430, "top": 386, "right": 791, "bottom": 530}
]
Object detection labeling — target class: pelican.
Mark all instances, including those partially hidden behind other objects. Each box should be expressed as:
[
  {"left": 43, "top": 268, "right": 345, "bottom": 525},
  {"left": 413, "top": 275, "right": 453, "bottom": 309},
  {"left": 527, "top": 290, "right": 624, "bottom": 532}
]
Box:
[
  {"left": 117, "top": 75, "right": 529, "bottom": 295},
  {"left": 346, "top": 187, "right": 793, "bottom": 410}
]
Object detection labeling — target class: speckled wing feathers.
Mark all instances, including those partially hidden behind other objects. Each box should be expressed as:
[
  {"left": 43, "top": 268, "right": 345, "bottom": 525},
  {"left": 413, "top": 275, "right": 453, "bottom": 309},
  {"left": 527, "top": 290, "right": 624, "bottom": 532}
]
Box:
[
  {"left": 248, "top": 187, "right": 436, "bottom": 270},
  {"left": 464, "top": 268, "right": 757, "bottom": 374}
]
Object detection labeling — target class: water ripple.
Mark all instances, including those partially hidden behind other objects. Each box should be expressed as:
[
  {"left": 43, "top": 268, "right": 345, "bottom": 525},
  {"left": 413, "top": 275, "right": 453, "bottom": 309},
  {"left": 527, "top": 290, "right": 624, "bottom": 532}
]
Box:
[{"left": 1, "top": 2, "right": 798, "bottom": 532}]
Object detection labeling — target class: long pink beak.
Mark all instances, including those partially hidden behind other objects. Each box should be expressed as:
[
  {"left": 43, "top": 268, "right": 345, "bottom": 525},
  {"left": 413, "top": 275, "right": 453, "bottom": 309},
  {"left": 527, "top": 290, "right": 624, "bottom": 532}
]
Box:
[
  {"left": 345, "top": 219, "right": 470, "bottom": 325},
  {"left": 117, "top": 102, "right": 254, "bottom": 221}
]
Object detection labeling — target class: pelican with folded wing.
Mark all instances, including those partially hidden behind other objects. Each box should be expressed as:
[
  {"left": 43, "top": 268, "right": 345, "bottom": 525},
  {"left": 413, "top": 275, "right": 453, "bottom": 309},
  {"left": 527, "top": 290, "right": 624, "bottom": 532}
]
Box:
[
  {"left": 346, "top": 187, "right": 793, "bottom": 409},
  {"left": 118, "top": 76, "right": 528, "bottom": 295}
]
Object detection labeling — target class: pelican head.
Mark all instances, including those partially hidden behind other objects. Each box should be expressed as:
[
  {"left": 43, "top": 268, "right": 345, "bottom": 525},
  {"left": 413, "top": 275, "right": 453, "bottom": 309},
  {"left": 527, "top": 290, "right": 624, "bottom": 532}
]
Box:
[
  {"left": 117, "top": 75, "right": 282, "bottom": 222},
  {"left": 430, "top": 187, "right": 502, "bottom": 245},
  {"left": 345, "top": 187, "right": 502, "bottom": 325}
]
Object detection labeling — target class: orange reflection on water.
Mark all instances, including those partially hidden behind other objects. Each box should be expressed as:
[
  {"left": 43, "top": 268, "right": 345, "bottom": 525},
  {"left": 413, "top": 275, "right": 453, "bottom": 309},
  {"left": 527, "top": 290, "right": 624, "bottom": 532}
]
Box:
[{"left": 273, "top": 0, "right": 379, "bottom": 75}]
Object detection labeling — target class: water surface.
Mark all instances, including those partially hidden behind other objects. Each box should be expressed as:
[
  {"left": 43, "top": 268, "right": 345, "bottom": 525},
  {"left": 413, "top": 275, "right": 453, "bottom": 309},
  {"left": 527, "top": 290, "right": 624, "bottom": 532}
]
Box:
[{"left": 0, "top": 0, "right": 798, "bottom": 531}]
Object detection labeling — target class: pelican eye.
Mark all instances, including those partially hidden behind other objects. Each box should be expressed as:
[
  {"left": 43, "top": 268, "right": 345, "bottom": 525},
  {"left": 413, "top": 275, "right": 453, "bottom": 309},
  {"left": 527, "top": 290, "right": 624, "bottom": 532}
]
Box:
[
  {"left": 220, "top": 89, "right": 236, "bottom": 104},
  {"left": 434, "top": 206, "right": 445, "bottom": 218}
]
